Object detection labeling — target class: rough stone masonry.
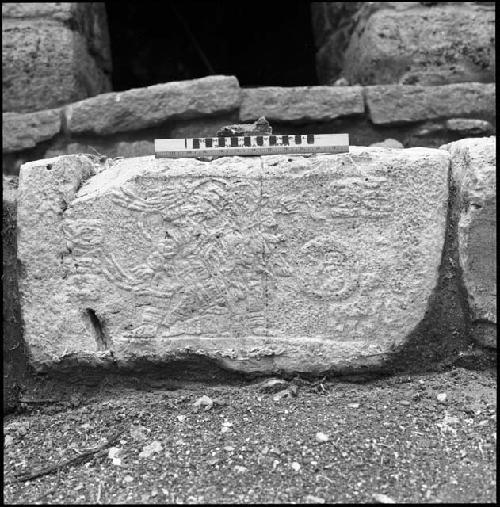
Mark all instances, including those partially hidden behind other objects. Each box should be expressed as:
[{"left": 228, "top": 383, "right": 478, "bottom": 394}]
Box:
[{"left": 17, "top": 149, "right": 449, "bottom": 374}]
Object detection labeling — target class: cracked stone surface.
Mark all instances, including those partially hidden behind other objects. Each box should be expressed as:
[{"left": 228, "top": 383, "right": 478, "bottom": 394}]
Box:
[{"left": 17, "top": 149, "right": 448, "bottom": 373}]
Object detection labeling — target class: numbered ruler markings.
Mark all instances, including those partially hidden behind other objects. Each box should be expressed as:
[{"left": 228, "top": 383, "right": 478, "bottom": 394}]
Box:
[{"left": 155, "top": 134, "right": 349, "bottom": 158}]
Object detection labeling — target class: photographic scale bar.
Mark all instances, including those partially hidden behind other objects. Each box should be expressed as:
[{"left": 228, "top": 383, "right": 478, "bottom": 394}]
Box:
[{"left": 155, "top": 133, "right": 349, "bottom": 158}]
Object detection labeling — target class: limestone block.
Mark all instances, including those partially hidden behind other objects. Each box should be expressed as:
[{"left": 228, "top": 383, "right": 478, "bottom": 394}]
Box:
[
  {"left": 67, "top": 76, "right": 241, "bottom": 135},
  {"left": 445, "top": 119, "right": 495, "bottom": 137},
  {"left": 17, "top": 148, "right": 448, "bottom": 373},
  {"left": 342, "top": 3, "right": 495, "bottom": 85},
  {"left": 3, "top": 109, "right": 61, "bottom": 153},
  {"left": 365, "top": 83, "right": 496, "bottom": 125},
  {"left": 2, "top": 18, "right": 111, "bottom": 113},
  {"left": 444, "top": 137, "right": 496, "bottom": 348},
  {"left": 239, "top": 86, "right": 364, "bottom": 122},
  {"left": 3, "top": 3, "right": 76, "bottom": 17},
  {"left": 2, "top": 2, "right": 111, "bottom": 71}
]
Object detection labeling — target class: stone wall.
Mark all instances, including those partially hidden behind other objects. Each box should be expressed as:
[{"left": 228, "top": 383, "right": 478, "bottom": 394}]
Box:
[
  {"left": 1, "top": 2, "right": 497, "bottom": 412},
  {"left": 2, "top": 2, "right": 496, "bottom": 175},
  {"left": 2, "top": 2, "right": 111, "bottom": 113},
  {"left": 2, "top": 75, "right": 496, "bottom": 176},
  {"left": 312, "top": 2, "right": 495, "bottom": 86}
]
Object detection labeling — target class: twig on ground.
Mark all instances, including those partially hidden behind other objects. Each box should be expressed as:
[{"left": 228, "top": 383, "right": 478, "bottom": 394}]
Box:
[{"left": 14, "top": 430, "right": 123, "bottom": 484}]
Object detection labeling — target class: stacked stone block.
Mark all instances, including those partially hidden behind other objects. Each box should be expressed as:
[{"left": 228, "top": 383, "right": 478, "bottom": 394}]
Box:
[
  {"left": 2, "top": 2, "right": 112, "bottom": 113},
  {"left": 312, "top": 2, "right": 495, "bottom": 86},
  {"left": 444, "top": 137, "right": 497, "bottom": 349},
  {"left": 2, "top": 76, "right": 495, "bottom": 175}
]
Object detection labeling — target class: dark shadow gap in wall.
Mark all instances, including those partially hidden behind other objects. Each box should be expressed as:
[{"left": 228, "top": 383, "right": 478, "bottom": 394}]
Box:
[{"left": 105, "top": 0, "right": 318, "bottom": 90}]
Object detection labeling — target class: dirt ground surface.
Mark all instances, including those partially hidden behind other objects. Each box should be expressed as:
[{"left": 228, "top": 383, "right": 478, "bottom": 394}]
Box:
[{"left": 3, "top": 365, "right": 496, "bottom": 504}]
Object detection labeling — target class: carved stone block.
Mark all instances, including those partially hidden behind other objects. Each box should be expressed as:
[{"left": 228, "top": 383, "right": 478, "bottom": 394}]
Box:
[{"left": 17, "top": 149, "right": 448, "bottom": 373}]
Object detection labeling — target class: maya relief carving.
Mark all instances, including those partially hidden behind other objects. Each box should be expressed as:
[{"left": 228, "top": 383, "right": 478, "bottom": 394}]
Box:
[{"left": 62, "top": 172, "right": 394, "bottom": 341}]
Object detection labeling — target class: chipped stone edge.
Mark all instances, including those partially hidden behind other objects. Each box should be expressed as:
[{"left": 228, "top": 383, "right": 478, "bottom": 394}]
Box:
[{"left": 441, "top": 136, "right": 497, "bottom": 349}]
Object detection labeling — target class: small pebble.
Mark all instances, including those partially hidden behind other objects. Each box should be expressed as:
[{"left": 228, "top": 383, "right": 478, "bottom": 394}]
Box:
[
  {"left": 315, "top": 432, "right": 329, "bottom": 443},
  {"left": 373, "top": 492, "right": 396, "bottom": 503},
  {"left": 306, "top": 495, "right": 325, "bottom": 503},
  {"left": 193, "top": 395, "right": 214, "bottom": 411}
]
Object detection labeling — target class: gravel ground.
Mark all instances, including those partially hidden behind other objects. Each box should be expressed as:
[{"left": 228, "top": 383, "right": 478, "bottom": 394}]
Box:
[{"left": 3, "top": 367, "right": 496, "bottom": 504}]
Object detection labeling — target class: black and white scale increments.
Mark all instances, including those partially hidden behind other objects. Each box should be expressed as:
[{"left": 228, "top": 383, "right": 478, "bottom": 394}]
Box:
[{"left": 155, "top": 133, "right": 349, "bottom": 158}]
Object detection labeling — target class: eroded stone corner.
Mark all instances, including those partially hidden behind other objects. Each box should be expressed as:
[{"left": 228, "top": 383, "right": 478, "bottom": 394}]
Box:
[
  {"left": 17, "top": 154, "right": 105, "bottom": 370},
  {"left": 442, "top": 137, "right": 497, "bottom": 349}
]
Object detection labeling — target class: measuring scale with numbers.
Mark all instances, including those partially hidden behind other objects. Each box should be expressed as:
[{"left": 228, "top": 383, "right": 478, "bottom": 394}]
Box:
[{"left": 155, "top": 133, "right": 349, "bottom": 158}]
